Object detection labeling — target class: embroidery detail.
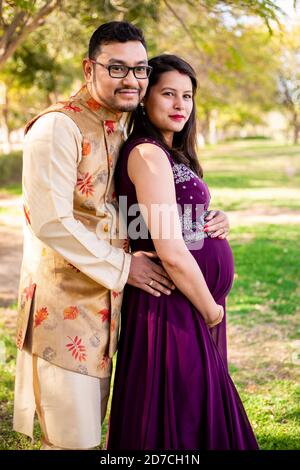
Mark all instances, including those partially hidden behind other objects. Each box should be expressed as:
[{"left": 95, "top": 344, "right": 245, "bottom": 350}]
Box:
[
  {"left": 82, "top": 139, "right": 91, "bottom": 157},
  {"left": 98, "top": 308, "right": 111, "bottom": 322},
  {"left": 112, "top": 291, "right": 121, "bottom": 299},
  {"left": 34, "top": 307, "right": 49, "bottom": 328},
  {"left": 99, "top": 354, "right": 110, "bottom": 370},
  {"left": 79, "top": 306, "right": 100, "bottom": 332},
  {"left": 86, "top": 97, "right": 101, "bottom": 111},
  {"left": 104, "top": 120, "right": 115, "bottom": 135},
  {"left": 179, "top": 206, "right": 208, "bottom": 243},
  {"left": 64, "top": 306, "right": 80, "bottom": 320},
  {"left": 43, "top": 347, "right": 56, "bottom": 361},
  {"left": 77, "top": 364, "right": 88, "bottom": 375},
  {"left": 23, "top": 280, "right": 36, "bottom": 301},
  {"left": 89, "top": 333, "right": 101, "bottom": 347},
  {"left": 110, "top": 319, "right": 116, "bottom": 332},
  {"left": 81, "top": 199, "right": 95, "bottom": 211},
  {"left": 16, "top": 330, "right": 24, "bottom": 349},
  {"left": 76, "top": 172, "right": 94, "bottom": 197},
  {"left": 172, "top": 163, "right": 196, "bottom": 184},
  {"left": 63, "top": 103, "right": 82, "bottom": 112},
  {"left": 66, "top": 335, "right": 87, "bottom": 362},
  {"left": 43, "top": 318, "right": 58, "bottom": 330},
  {"left": 95, "top": 170, "right": 108, "bottom": 184}
]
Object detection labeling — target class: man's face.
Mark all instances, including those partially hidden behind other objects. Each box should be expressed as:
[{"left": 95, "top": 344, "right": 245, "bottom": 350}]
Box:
[{"left": 83, "top": 41, "right": 149, "bottom": 112}]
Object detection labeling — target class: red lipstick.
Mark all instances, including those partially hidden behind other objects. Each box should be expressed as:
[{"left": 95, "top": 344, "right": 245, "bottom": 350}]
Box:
[{"left": 169, "top": 114, "right": 185, "bottom": 121}]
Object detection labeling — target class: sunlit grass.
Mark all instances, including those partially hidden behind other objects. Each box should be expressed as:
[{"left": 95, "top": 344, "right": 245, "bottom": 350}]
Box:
[
  {"left": 236, "top": 381, "right": 300, "bottom": 450},
  {"left": 202, "top": 140, "right": 300, "bottom": 211},
  {"left": 228, "top": 224, "right": 300, "bottom": 324},
  {"left": 0, "top": 184, "right": 22, "bottom": 196}
]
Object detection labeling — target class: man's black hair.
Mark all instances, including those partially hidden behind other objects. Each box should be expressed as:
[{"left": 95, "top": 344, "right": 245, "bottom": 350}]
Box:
[{"left": 88, "top": 21, "right": 147, "bottom": 59}]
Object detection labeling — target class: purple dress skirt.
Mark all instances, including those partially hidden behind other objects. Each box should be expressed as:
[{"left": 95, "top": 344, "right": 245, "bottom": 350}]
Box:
[{"left": 107, "top": 138, "right": 259, "bottom": 450}]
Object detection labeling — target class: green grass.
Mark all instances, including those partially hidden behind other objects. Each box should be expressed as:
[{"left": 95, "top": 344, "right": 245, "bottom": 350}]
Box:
[
  {"left": 237, "top": 381, "right": 300, "bottom": 450},
  {"left": 0, "top": 184, "right": 22, "bottom": 197},
  {"left": 202, "top": 140, "right": 300, "bottom": 211},
  {"left": 0, "top": 333, "right": 42, "bottom": 450},
  {"left": 225, "top": 223, "right": 300, "bottom": 450},
  {"left": 201, "top": 141, "right": 300, "bottom": 450},
  {"left": 228, "top": 224, "right": 300, "bottom": 325},
  {"left": 0, "top": 139, "right": 299, "bottom": 450}
]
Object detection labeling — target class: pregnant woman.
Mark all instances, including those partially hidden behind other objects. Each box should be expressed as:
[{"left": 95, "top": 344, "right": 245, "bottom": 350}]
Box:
[{"left": 107, "top": 54, "right": 258, "bottom": 450}]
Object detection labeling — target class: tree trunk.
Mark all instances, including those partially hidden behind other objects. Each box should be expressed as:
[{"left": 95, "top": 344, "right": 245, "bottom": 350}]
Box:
[
  {"left": 202, "top": 109, "right": 218, "bottom": 145},
  {"left": 0, "top": 82, "right": 11, "bottom": 154},
  {"left": 292, "top": 110, "right": 300, "bottom": 145},
  {"left": 201, "top": 110, "right": 210, "bottom": 144},
  {"left": 209, "top": 109, "right": 218, "bottom": 145}
]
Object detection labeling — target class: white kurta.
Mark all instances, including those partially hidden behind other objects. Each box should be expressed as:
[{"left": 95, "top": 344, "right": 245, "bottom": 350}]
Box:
[
  {"left": 14, "top": 348, "right": 110, "bottom": 449},
  {"left": 14, "top": 110, "right": 129, "bottom": 448}
]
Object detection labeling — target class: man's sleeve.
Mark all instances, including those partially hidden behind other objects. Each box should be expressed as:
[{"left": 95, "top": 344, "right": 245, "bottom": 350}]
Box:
[{"left": 23, "top": 112, "right": 131, "bottom": 291}]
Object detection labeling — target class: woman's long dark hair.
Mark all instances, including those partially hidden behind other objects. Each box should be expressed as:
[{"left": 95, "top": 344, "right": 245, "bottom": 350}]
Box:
[{"left": 127, "top": 54, "right": 203, "bottom": 178}]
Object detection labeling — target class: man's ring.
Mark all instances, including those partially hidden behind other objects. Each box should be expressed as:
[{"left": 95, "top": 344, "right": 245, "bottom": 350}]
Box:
[{"left": 148, "top": 280, "right": 154, "bottom": 287}]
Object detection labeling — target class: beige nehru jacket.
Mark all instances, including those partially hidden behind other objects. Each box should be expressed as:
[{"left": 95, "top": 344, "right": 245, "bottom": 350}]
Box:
[{"left": 16, "top": 86, "right": 131, "bottom": 378}]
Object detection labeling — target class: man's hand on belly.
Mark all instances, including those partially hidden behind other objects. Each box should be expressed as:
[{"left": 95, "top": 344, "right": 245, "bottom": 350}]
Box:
[{"left": 127, "top": 251, "right": 176, "bottom": 296}]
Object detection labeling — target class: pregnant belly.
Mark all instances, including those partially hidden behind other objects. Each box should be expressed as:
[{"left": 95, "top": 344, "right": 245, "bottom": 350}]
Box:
[{"left": 191, "top": 238, "right": 234, "bottom": 302}]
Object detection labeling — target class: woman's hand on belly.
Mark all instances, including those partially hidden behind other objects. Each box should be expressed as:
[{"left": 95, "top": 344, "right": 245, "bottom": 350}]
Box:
[{"left": 204, "top": 210, "right": 230, "bottom": 239}]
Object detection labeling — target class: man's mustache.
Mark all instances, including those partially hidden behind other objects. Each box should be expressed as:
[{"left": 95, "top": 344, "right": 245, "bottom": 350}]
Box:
[{"left": 114, "top": 88, "right": 140, "bottom": 94}]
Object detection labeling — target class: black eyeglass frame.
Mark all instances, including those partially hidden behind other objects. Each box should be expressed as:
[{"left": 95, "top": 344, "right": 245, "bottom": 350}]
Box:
[{"left": 89, "top": 59, "right": 152, "bottom": 79}]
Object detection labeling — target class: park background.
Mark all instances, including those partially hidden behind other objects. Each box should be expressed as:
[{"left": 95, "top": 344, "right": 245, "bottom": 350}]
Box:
[{"left": 0, "top": 0, "right": 299, "bottom": 450}]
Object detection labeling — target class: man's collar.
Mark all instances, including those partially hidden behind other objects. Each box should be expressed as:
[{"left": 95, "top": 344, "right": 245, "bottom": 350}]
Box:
[{"left": 72, "top": 84, "right": 123, "bottom": 122}]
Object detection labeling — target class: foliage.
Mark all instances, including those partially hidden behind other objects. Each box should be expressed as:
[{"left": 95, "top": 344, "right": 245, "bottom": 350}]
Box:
[
  {"left": 0, "top": 151, "right": 22, "bottom": 185},
  {"left": 0, "top": 0, "right": 287, "bottom": 69},
  {"left": 0, "top": 1, "right": 298, "bottom": 141}
]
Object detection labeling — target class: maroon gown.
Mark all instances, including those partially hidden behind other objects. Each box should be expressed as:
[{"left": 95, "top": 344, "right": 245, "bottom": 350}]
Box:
[{"left": 107, "top": 137, "right": 258, "bottom": 450}]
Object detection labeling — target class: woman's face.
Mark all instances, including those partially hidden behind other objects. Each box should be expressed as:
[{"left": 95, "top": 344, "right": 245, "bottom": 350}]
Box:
[{"left": 144, "top": 70, "right": 194, "bottom": 144}]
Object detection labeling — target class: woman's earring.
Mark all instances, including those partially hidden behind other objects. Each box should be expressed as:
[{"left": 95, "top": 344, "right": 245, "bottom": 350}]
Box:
[{"left": 140, "top": 102, "right": 146, "bottom": 115}]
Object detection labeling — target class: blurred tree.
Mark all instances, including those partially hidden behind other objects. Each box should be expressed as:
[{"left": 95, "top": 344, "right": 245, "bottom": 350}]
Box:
[
  {"left": 276, "top": 25, "right": 300, "bottom": 144},
  {"left": 0, "top": 11, "right": 83, "bottom": 150},
  {"left": 0, "top": 0, "right": 296, "bottom": 150},
  {"left": 154, "top": 2, "right": 280, "bottom": 142},
  {"left": 0, "top": 0, "right": 287, "bottom": 69},
  {"left": 0, "top": 0, "right": 62, "bottom": 68}
]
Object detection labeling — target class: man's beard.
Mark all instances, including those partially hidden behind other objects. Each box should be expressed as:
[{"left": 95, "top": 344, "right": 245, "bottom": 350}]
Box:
[
  {"left": 92, "top": 78, "right": 141, "bottom": 112},
  {"left": 115, "top": 101, "right": 140, "bottom": 112},
  {"left": 113, "top": 88, "right": 141, "bottom": 112},
  {"left": 94, "top": 80, "right": 141, "bottom": 112},
  {"left": 96, "top": 92, "right": 140, "bottom": 113},
  {"left": 106, "top": 95, "right": 140, "bottom": 112}
]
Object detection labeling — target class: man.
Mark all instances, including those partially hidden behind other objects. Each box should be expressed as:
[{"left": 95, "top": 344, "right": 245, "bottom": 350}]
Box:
[{"left": 13, "top": 21, "right": 230, "bottom": 450}]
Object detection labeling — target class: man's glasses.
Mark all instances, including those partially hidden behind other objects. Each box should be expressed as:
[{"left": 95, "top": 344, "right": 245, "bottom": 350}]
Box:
[{"left": 89, "top": 59, "right": 152, "bottom": 79}]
